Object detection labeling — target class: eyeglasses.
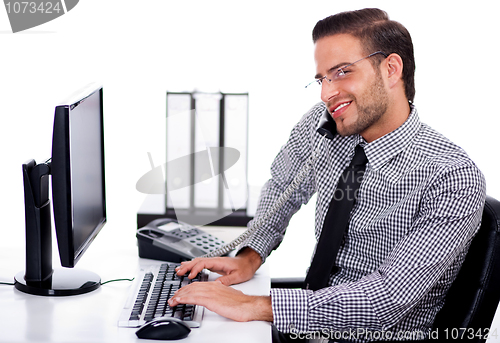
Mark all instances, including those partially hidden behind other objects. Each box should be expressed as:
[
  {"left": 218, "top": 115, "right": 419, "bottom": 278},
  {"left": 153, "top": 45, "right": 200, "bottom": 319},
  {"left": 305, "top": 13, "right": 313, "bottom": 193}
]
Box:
[{"left": 305, "top": 51, "right": 388, "bottom": 88}]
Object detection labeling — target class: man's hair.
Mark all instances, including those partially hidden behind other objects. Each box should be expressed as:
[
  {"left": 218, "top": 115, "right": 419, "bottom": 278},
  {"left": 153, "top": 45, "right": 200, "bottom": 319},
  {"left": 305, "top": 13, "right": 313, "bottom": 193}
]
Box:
[{"left": 312, "top": 8, "right": 415, "bottom": 102}]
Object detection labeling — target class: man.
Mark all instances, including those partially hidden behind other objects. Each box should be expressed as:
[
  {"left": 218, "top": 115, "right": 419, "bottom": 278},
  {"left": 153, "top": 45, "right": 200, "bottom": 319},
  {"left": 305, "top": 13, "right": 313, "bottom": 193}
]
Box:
[{"left": 168, "top": 8, "right": 486, "bottom": 342}]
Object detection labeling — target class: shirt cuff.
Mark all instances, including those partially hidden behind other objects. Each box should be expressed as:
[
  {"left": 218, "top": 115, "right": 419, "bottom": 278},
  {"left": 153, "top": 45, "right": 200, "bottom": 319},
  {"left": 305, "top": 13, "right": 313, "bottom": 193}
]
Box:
[{"left": 271, "top": 288, "right": 312, "bottom": 333}]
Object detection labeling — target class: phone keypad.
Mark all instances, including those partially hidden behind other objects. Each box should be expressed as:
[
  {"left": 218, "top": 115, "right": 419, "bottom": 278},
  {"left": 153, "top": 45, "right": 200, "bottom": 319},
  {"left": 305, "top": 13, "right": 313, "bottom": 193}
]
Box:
[
  {"left": 169, "top": 227, "right": 225, "bottom": 253},
  {"left": 190, "top": 234, "right": 225, "bottom": 252},
  {"left": 190, "top": 233, "right": 225, "bottom": 252}
]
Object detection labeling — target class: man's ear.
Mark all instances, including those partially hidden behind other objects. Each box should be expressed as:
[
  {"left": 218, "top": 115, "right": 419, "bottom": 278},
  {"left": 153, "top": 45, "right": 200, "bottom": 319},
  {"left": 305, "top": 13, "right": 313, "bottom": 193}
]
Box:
[{"left": 384, "top": 53, "right": 404, "bottom": 89}]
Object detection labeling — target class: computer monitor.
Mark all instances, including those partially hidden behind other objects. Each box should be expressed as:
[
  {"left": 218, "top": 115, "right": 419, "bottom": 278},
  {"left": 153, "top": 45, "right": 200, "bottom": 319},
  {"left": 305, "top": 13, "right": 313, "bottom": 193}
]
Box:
[{"left": 14, "top": 83, "right": 106, "bottom": 296}]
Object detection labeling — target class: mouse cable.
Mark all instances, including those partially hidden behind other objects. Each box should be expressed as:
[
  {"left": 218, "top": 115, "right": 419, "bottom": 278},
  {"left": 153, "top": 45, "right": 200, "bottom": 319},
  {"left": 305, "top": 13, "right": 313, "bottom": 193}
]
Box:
[{"left": 101, "top": 278, "right": 135, "bottom": 285}]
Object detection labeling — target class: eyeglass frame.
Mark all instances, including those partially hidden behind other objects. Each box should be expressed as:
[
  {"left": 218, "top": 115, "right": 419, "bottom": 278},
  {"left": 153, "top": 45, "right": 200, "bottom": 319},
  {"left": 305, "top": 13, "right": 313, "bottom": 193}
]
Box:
[{"left": 305, "top": 51, "right": 389, "bottom": 88}]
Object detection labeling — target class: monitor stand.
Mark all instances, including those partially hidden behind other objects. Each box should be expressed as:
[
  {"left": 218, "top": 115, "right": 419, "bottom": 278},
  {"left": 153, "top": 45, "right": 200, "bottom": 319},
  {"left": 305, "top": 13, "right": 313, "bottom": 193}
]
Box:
[
  {"left": 15, "top": 160, "right": 101, "bottom": 296},
  {"left": 14, "top": 268, "right": 100, "bottom": 296}
]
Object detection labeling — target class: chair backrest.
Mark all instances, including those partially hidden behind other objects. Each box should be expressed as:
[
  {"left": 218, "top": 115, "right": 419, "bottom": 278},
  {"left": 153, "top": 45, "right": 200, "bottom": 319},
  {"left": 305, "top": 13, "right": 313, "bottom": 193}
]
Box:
[{"left": 432, "top": 195, "right": 500, "bottom": 342}]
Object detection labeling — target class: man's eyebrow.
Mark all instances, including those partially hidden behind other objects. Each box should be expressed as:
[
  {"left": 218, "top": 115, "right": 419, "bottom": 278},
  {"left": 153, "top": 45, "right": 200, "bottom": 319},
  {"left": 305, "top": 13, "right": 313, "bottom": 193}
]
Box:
[{"left": 314, "top": 61, "right": 351, "bottom": 79}]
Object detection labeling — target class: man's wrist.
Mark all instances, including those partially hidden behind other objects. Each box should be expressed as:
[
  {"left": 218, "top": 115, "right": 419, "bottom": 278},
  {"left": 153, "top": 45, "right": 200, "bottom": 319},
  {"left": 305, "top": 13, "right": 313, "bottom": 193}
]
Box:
[
  {"left": 251, "top": 296, "right": 273, "bottom": 322},
  {"left": 237, "top": 247, "right": 263, "bottom": 273}
]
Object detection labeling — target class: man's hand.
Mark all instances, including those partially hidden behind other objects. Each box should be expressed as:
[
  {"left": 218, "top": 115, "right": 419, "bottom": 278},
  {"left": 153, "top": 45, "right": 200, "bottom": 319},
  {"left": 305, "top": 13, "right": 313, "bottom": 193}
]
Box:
[
  {"left": 175, "top": 247, "right": 262, "bottom": 286},
  {"left": 168, "top": 281, "right": 273, "bottom": 322}
]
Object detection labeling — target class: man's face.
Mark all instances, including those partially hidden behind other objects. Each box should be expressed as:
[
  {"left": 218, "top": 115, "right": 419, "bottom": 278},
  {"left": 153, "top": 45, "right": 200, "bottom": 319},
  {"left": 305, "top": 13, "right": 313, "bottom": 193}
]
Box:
[{"left": 314, "top": 34, "right": 390, "bottom": 139}]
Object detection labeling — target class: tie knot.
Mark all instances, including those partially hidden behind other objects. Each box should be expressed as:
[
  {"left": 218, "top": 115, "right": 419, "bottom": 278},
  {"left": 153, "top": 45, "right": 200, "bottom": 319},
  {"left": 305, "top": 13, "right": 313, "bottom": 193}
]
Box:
[{"left": 351, "top": 145, "right": 368, "bottom": 167}]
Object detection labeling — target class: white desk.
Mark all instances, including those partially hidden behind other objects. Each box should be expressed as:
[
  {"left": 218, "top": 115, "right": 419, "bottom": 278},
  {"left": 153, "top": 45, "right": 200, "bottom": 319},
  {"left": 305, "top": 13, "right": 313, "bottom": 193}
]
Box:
[
  {"left": 0, "top": 226, "right": 271, "bottom": 343},
  {"left": 3, "top": 215, "right": 500, "bottom": 343}
]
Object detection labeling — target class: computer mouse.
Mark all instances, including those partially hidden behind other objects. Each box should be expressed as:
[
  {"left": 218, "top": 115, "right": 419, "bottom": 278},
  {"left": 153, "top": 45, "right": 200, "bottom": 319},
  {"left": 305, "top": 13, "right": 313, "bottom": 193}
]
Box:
[{"left": 135, "top": 317, "right": 191, "bottom": 340}]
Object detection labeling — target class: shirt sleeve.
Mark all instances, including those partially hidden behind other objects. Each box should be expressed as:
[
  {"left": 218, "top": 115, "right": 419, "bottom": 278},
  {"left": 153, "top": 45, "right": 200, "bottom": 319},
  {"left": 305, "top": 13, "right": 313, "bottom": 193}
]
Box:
[
  {"left": 271, "top": 160, "right": 486, "bottom": 334},
  {"left": 238, "top": 104, "right": 324, "bottom": 262}
]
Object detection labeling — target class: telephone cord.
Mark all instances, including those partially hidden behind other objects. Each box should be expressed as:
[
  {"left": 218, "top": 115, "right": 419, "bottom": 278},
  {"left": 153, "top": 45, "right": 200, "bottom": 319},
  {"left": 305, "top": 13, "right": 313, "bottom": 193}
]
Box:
[{"left": 200, "top": 134, "right": 327, "bottom": 258}]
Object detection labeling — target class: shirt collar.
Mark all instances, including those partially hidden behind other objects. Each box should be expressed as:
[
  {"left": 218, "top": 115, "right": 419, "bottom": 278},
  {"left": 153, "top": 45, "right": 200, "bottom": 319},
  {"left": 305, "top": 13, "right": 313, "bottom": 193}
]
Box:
[{"left": 352, "top": 104, "right": 421, "bottom": 171}]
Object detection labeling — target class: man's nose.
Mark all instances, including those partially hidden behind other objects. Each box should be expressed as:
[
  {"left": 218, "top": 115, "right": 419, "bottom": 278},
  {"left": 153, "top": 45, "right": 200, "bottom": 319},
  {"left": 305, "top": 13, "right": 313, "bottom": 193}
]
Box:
[{"left": 320, "top": 81, "right": 340, "bottom": 103}]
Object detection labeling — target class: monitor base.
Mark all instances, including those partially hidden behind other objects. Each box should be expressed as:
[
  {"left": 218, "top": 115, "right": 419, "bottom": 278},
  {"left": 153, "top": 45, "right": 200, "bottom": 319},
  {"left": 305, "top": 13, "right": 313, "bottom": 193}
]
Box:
[{"left": 14, "top": 268, "right": 101, "bottom": 296}]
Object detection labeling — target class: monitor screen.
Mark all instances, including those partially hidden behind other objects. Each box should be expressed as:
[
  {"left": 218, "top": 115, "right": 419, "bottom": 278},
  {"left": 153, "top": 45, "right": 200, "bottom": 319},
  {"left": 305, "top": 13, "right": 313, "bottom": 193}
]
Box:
[{"left": 52, "top": 84, "right": 106, "bottom": 268}]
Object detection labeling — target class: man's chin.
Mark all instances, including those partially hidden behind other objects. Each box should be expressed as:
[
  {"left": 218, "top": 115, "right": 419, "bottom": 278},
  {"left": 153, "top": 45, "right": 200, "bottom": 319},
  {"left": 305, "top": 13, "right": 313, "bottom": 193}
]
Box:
[{"left": 334, "top": 118, "right": 358, "bottom": 137}]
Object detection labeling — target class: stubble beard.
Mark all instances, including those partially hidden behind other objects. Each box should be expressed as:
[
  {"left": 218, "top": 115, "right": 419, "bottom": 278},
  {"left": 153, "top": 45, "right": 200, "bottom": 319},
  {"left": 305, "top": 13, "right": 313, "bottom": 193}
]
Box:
[{"left": 335, "top": 72, "right": 390, "bottom": 137}]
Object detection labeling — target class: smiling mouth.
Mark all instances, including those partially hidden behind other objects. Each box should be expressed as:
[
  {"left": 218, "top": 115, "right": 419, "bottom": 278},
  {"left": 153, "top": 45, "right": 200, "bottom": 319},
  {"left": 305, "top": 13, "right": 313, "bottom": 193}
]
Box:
[{"left": 333, "top": 101, "right": 352, "bottom": 112}]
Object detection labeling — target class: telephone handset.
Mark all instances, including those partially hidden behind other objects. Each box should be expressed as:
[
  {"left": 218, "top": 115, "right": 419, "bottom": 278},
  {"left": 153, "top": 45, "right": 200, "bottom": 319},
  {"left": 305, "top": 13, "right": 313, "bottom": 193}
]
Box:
[
  {"left": 137, "top": 109, "right": 336, "bottom": 262},
  {"left": 316, "top": 108, "right": 337, "bottom": 140}
]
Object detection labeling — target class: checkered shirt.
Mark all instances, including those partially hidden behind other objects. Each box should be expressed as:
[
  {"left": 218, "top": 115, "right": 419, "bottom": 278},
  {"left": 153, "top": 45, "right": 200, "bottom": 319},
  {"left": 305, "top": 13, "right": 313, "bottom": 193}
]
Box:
[{"left": 241, "top": 103, "right": 486, "bottom": 341}]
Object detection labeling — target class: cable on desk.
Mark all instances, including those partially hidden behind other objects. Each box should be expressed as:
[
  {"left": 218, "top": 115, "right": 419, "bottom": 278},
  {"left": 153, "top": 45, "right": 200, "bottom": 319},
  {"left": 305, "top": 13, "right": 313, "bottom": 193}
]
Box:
[
  {"left": 0, "top": 281, "right": 15, "bottom": 286},
  {"left": 101, "top": 278, "right": 135, "bottom": 285},
  {"left": 0, "top": 279, "right": 134, "bottom": 286}
]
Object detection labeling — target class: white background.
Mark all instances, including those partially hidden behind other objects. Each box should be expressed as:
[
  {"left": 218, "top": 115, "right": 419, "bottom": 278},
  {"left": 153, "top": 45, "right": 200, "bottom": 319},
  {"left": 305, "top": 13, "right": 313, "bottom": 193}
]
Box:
[{"left": 1, "top": 0, "right": 499, "bottom": 282}]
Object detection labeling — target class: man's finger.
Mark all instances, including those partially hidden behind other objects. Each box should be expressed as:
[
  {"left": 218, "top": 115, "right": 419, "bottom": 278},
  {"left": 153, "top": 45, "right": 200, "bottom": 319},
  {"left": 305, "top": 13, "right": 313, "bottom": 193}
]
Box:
[
  {"left": 216, "top": 274, "right": 234, "bottom": 286},
  {"left": 176, "top": 258, "right": 223, "bottom": 279}
]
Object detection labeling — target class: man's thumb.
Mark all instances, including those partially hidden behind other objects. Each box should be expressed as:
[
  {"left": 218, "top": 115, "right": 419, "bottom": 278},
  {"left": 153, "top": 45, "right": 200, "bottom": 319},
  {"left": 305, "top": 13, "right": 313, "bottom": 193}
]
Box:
[{"left": 216, "top": 274, "right": 236, "bottom": 286}]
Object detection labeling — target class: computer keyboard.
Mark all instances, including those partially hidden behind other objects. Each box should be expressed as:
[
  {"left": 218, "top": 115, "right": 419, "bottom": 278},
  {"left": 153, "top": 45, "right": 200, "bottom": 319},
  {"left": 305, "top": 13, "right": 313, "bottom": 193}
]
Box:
[{"left": 118, "top": 262, "right": 208, "bottom": 328}]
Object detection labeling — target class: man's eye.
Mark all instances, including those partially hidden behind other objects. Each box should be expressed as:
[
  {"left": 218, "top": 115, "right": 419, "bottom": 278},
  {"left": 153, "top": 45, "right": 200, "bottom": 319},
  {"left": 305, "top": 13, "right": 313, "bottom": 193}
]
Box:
[{"left": 336, "top": 69, "right": 347, "bottom": 78}]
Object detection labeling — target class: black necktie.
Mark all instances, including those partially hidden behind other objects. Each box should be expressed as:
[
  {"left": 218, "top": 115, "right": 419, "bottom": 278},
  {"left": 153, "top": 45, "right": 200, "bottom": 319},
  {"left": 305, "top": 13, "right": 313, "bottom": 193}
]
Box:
[{"left": 304, "top": 145, "right": 368, "bottom": 291}]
